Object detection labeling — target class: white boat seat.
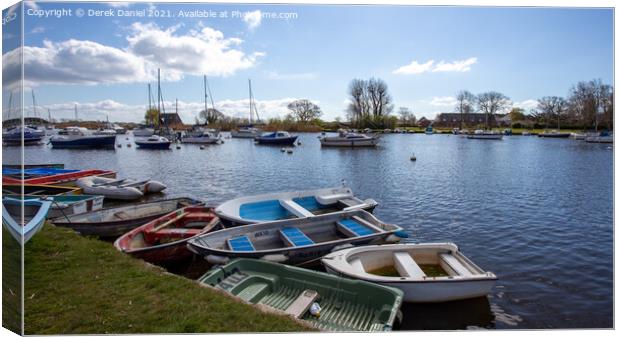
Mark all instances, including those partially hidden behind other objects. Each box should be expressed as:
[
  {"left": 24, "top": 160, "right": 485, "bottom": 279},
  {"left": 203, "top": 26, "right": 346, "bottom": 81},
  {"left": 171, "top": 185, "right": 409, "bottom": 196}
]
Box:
[
  {"left": 349, "top": 258, "right": 365, "bottom": 272},
  {"left": 279, "top": 199, "right": 315, "bottom": 218},
  {"left": 439, "top": 253, "right": 473, "bottom": 276},
  {"left": 393, "top": 252, "right": 425, "bottom": 279},
  {"left": 316, "top": 193, "right": 350, "bottom": 205}
]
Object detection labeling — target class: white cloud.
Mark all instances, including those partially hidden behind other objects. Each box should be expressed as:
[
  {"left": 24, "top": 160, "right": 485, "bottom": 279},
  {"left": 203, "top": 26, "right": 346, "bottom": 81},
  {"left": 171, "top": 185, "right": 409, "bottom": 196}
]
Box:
[
  {"left": 243, "top": 10, "right": 262, "bottom": 30},
  {"left": 21, "top": 97, "right": 309, "bottom": 123},
  {"left": 2, "top": 23, "right": 263, "bottom": 88},
  {"left": 394, "top": 57, "right": 478, "bottom": 75},
  {"left": 107, "top": 2, "right": 130, "bottom": 7},
  {"left": 512, "top": 99, "right": 538, "bottom": 111},
  {"left": 24, "top": 1, "right": 39, "bottom": 10},
  {"left": 266, "top": 71, "right": 318, "bottom": 80},
  {"left": 429, "top": 96, "right": 457, "bottom": 107},
  {"left": 432, "top": 57, "right": 477, "bottom": 72},
  {"left": 127, "top": 22, "right": 264, "bottom": 78},
  {"left": 393, "top": 60, "right": 434, "bottom": 75}
]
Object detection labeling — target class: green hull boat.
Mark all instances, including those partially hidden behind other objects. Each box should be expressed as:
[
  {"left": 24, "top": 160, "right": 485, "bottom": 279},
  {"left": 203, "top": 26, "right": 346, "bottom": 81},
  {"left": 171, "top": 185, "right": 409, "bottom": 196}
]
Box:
[{"left": 198, "top": 259, "right": 403, "bottom": 332}]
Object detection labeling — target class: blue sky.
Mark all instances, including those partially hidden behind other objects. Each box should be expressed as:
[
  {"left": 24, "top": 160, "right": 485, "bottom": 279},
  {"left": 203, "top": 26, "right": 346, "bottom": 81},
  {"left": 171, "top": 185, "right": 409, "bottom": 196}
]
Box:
[{"left": 2, "top": 2, "right": 613, "bottom": 123}]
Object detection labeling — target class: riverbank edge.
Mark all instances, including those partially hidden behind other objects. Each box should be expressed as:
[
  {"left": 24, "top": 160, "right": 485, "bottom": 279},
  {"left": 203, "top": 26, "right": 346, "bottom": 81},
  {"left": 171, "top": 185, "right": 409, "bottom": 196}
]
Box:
[{"left": 22, "top": 223, "right": 314, "bottom": 334}]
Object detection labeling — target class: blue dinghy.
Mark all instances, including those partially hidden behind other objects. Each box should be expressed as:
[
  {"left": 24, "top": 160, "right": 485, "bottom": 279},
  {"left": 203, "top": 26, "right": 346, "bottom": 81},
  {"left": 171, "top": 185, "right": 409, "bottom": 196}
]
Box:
[{"left": 2, "top": 197, "right": 52, "bottom": 243}]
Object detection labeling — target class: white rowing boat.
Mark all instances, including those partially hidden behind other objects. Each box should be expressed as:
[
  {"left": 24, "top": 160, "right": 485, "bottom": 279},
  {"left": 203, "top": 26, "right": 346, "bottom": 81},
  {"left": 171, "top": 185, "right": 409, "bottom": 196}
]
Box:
[
  {"left": 76, "top": 176, "right": 166, "bottom": 200},
  {"left": 321, "top": 243, "right": 497, "bottom": 303}
]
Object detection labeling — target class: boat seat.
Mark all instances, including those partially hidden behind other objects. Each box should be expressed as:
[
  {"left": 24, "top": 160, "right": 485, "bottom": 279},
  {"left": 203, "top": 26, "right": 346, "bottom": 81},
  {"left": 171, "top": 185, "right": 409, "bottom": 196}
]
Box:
[
  {"left": 350, "top": 258, "right": 365, "bottom": 272},
  {"left": 439, "top": 253, "right": 473, "bottom": 276},
  {"left": 279, "top": 227, "right": 314, "bottom": 247},
  {"left": 279, "top": 199, "right": 315, "bottom": 218},
  {"left": 316, "top": 193, "right": 350, "bottom": 205},
  {"left": 144, "top": 228, "right": 202, "bottom": 241},
  {"left": 393, "top": 252, "right": 425, "bottom": 279},
  {"left": 227, "top": 236, "right": 256, "bottom": 252},
  {"left": 338, "top": 198, "right": 360, "bottom": 208},
  {"left": 284, "top": 289, "right": 319, "bottom": 318},
  {"left": 336, "top": 219, "right": 375, "bottom": 237}
]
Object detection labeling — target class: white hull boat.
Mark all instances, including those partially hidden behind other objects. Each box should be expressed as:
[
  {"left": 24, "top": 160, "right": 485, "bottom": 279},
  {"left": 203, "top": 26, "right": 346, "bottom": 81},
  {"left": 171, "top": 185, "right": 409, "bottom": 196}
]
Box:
[
  {"left": 231, "top": 128, "right": 261, "bottom": 138},
  {"left": 319, "top": 131, "right": 380, "bottom": 147},
  {"left": 2, "top": 197, "right": 52, "bottom": 243},
  {"left": 570, "top": 132, "right": 586, "bottom": 140},
  {"left": 76, "top": 176, "right": 166, "bottom": 200},
  {"left": 215, "top": 186, "right": 378, "bottom": 226},
  {"left": 182, "top": 128, "right": 221, "bottom": 144},
  {"left": 467, "top": 130, "right": 503, "bottom": 140},
  {"left": 322, "top": 243, "right": 497, "bottom": 303},
  {"left": 133, "top": 128, "right": 155, "bottom": 137},
  {"left": 187, "top": 209, "right": 406, "bottom": 266}
]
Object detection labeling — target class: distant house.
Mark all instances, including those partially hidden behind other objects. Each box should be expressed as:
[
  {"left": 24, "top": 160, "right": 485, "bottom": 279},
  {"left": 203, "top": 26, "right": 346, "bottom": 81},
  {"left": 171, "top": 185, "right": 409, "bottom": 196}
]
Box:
[
  {"left": 433, "top": 112, "right": 497, "bottom": 128},
  {"left": 161, "top": 112, "right": 184, "bottom": 127},
  {"left": 417, "top": 117, "right": 432, "bottom": 128}
]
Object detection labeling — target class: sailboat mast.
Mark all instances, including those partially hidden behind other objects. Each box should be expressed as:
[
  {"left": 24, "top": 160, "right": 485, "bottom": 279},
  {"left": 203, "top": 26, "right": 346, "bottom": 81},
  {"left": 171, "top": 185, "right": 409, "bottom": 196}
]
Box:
[
  {"left": 31, "top": 90, "right": 37, "bottom": 118},
  {"left": 7, "top": 92, "right": 13, "bottom": 119},
  {"left": 157, "top": 68, "right": 161, "bottom": 130},
  {"left": 148, "top": 83, "right": 152, "bottom": 111},
  {"left": 74, "top": 104, "right": 78, "bottom": 121},
  {"left": 248, "top": 79, "right": 253, "bottom": 124},
  {"left": 47, "top": 108, "right": 51, "bottom": 123}
]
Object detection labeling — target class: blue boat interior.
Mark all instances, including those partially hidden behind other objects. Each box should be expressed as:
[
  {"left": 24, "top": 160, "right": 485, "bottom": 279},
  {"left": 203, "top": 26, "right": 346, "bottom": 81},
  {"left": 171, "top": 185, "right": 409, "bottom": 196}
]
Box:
[
  {"left": 279, "top": 227, "right": 315, "bottom": 247},
  {"left": 2, "top": 168, "right": 79, "bottom": 176},
  {"left": 337, "top": 219, "right": 376, "bottom": 237},
  {"left": 224, "top": 217, "right": 377, "bottom": 252},
  {"left": 228, "top": 236, "right": 256, "bottom": 252},
  {"left": 239, "top": 197, "right": 332, "bottom": 221}
]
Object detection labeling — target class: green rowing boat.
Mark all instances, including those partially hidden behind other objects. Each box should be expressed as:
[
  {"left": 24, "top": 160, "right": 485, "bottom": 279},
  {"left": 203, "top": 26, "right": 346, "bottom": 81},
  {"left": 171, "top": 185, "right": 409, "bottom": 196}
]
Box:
[{"left": 198, "top": 259, "right": 403, "bottom": 331}]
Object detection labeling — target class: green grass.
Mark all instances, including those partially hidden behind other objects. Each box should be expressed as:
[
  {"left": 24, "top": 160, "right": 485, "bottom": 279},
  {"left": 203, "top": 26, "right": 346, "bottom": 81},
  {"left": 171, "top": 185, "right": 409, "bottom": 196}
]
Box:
[
  {"left": 24, "top": 224, "right": 313, "bottom": 334},
  {"left": 2, "top": 227, "right": 22, "bottom": 334}
]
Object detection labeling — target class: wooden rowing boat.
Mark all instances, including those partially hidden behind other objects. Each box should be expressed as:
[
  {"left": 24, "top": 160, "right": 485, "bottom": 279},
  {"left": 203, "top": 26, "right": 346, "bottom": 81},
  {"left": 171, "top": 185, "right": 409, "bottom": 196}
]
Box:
[
  {"left": 114, "top": 206, "right": 220, "bottom": 264},
  {"left": 3, "top": 184, "right": 82, "bottom": 196},
  {"left": 2, "top": 169, "right": 116, "bottom": 187},
  {"left": 52, "top": 197, "right": 203, "bottom": 238}
]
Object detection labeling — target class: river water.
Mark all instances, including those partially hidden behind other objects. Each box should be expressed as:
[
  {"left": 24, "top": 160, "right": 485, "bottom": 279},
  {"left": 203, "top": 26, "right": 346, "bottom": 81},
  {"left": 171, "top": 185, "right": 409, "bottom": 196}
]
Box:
[{"left": 4, "top": 132, "right": 613, "bottom": 329}]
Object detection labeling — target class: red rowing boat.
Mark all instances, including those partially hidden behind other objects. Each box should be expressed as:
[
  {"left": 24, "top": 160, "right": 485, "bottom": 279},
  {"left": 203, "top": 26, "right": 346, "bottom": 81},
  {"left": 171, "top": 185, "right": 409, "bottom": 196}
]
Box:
[
  {"left": 2, "top": 169, "right": 116, "bottom": 187},
  {"left": 114, "top": 206, "right": 220, "bottom": 264}
]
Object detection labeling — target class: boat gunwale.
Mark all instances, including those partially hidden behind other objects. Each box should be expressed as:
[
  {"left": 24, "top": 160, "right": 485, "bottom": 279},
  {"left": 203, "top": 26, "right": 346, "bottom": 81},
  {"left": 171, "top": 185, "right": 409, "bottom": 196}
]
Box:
[{"left": 321, "top": 243, "right": 498, "bottom": 284}]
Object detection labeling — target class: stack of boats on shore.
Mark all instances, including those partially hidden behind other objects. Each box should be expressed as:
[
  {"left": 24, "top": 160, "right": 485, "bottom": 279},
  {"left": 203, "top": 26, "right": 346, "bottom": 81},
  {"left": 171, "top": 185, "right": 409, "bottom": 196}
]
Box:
[{"left": 2, "top": 167, "right": 499, "bottom": 331}]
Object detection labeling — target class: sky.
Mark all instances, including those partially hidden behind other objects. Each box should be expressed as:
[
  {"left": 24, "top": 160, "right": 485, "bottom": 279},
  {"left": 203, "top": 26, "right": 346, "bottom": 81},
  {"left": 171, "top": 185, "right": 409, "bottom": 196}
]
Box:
[{"left": 1, "top": 1, "right": 614, "bottom": 123}]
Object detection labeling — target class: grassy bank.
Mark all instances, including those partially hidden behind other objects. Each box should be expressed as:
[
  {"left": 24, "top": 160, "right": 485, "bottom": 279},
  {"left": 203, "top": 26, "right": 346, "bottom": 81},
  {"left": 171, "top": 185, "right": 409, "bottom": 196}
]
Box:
[
  {"left": 24, "top": 224, "right": 312, "bottom": 334},
  {"left": 2, "top": 228, "right": 22, "bottom": 334}
]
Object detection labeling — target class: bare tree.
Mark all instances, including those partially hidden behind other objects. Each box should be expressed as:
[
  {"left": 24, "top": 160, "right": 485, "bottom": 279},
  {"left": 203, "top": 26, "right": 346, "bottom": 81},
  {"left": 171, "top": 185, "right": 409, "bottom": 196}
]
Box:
[
  {"left": 397, "top": 107, "right": 415, "bottom": 127},
  {"left": 287, "top": 99, "right": 322, "bottom": 123},
  {"left": 455, "top": 90, "right": 476, "bottom": 129},
  {"left": 537, "top": 96, "right": 567, "bottom": 129},
  {"left": 199, "top": 108, "right": 225, "bottom": 125},
  {"left": 347, "top": 78, "right": 394, "bottom": 128},
  {"left": 477, "top": 91, "right": 510, "bottom": 129}
]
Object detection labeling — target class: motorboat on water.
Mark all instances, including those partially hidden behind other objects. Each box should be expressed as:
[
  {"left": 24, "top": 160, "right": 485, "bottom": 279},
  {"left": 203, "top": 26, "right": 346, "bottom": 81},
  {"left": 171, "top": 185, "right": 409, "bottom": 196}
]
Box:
[
  {"left": 133, "top": 126, "right": 155, "bottom": 137},
  {"left": 321, "top": 243, "right": 497, "bottom": 303},
  {"left": 181, "top": 127, "right": 222, "bottom": 144},
  {"left": 425, "top": 126, "right": 434, "bottom": 135},
  {"left": 215, "top": 186, "right": 378, "bottom": 226},
  {"left": 585, "top": 131, "right": 613, "bottom": 143},
  {"left": 187, "top": 209, "right": 406, "bottom": 266},
  {"left": 113, "top": 124, "right": 127, "bottom": 135},
  {"left": 255, "top": 131, "right": 298, "bottom": 145},
  {"left": 466, "top": 129, "right": 503, "bottom": 140},
  {"left": 319, "top": 130, "right": 380, "bottom": 147},
  {"left": 231, "top": 126, "right": 262, "bottom": 138},
  {"left": 570, "top": 132, "right": 587, "bottom": 140},
  {"left": 538, "top": 129, "right": 570, "bottom": 138},
  {"left": 2, "top": 197, "right": 52, "bottom": 243},
  {"left": 76, "top": 176, "right": 166, "bottom": 200},
  {"left": 198, "top": 259, "right": 403, "bottom": 332},
  {"left": 50, "top": 127, "right": 116, "bottom": 149},
  {"left": 2, "top": 126, "right": 45, "bottom": 145},
  {"left": 135, "top": 135, "right": 171, "bottom": 149}
]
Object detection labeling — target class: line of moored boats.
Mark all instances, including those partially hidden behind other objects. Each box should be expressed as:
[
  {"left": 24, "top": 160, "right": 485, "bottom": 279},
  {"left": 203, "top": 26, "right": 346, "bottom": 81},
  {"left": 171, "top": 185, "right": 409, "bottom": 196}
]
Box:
[{"left": 2, "top": 165, "right": 498, "bottom": 331}]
